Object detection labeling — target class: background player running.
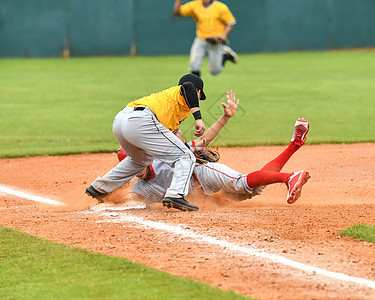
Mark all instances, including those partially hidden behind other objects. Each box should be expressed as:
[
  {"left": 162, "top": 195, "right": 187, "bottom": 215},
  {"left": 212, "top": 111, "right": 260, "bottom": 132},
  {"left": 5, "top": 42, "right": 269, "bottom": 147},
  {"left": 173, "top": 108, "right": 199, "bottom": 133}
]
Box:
[{"left": 174, "top": 0, "right": 238, "bottom": 77}]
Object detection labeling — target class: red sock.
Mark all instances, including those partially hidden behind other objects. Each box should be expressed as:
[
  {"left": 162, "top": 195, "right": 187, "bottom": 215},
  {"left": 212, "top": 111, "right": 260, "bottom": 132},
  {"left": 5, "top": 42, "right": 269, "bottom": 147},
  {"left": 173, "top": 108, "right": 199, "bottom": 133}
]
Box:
[
  {"left": 246, "top": 170, "right": 292, "bottom": 188},
  {"left": 261, "top": 143, "right": 300, "bottom": 172}
]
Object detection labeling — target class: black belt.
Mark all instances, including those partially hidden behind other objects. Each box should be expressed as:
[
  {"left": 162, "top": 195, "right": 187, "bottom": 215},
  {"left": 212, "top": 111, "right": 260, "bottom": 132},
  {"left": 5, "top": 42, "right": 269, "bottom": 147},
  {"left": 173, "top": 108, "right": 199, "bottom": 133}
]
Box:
[{"left": 134, "top": 106, "right": 145, "bottom": 111}]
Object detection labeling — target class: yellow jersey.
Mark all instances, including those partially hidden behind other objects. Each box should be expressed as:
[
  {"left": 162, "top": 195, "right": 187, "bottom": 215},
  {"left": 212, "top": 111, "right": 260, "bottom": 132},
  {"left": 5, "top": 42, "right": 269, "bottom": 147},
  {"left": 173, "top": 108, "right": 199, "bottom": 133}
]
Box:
[
  {"left": 180, "top": 0, "right": 236, "bottom": 39},
  {"left": 127, "top": 86, "right": 191, "bottom": 132}
]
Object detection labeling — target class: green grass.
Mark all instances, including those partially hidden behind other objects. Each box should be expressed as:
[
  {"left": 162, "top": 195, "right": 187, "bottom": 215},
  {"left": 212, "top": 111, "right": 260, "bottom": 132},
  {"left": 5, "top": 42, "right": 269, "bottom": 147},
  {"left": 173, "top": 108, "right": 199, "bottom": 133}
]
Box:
[
  {"left": 1, "top": 51, "right": 374, "bottom": 299},
  {"left": 0, "top": 226, "right": 251, "bottom": 300},
  {"left": 340, "top": 224, "right": 375, "bottom": 244},
  {"left": 1, "top": 50, "right": 375, "bottom": 158}
]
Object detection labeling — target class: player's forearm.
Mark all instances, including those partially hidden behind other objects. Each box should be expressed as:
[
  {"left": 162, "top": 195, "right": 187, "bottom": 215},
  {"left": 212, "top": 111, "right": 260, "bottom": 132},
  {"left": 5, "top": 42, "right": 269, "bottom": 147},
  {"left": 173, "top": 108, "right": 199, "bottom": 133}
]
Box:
[
  {"left": 194, "top": 114, "right": 230, "bottom": 147},
  {"left": 205, "top": 114, "right": 230, "bottom": 141},
  {"left": 173, "top": 0, "right": 183, "bottom": 15},
  {"left": 222, "top": 25, "right": 235, "bottom": 37}
]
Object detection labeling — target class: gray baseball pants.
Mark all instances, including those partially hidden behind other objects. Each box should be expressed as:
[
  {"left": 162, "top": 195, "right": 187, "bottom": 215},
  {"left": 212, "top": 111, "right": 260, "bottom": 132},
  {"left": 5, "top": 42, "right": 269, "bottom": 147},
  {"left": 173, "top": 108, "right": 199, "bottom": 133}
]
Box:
[
  {"left": 189, "top": 37, "right": 224, "bottom": 75},
  {"left": 91, "top": 106, "right": 196, "bottom": 199}
]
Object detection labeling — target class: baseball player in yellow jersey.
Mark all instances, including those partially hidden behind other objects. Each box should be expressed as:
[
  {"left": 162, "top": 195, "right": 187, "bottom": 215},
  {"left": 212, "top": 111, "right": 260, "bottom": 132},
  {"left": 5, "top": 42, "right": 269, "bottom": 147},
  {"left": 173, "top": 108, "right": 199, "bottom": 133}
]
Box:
[
  {"left": 174, "top": 0, "right": 238, "bottom": 77},
  {"left": 85, "top": 74, "right": 207, "bottom": 211}
]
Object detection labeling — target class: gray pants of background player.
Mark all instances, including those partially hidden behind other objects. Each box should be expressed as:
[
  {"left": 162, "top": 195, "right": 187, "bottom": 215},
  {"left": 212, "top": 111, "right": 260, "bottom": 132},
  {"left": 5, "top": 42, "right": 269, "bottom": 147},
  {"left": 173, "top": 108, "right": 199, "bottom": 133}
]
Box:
[
  {"left": 190, "top": 37, "right": 224, "bottom": 75},
  {"left": 91, "top": 106, "right": 196, "bottom": 199}
]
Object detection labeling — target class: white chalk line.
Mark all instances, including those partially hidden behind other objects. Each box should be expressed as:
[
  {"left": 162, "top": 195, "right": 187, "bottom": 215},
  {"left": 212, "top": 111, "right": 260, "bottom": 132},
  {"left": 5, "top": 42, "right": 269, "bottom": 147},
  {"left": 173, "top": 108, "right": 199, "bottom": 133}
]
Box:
[
  {"left": 1, "top": 185, "right": 374, "bottom": 291},
  {"left": 97, "top": 211, "right": 375, "bottom": 290},
  {"left": 90, "top": 203, "right": 146, "bottom": 212},
  {"left": 0, "top": 185, "right": 65, "bottom": 206}
]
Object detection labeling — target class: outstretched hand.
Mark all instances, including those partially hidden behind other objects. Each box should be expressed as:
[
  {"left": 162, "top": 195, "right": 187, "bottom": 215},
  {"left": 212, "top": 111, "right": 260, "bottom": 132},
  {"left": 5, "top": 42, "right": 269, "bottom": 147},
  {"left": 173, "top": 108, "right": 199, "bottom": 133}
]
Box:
[{"left": 221, "top": 90, "right": 239, "bottom": 118}]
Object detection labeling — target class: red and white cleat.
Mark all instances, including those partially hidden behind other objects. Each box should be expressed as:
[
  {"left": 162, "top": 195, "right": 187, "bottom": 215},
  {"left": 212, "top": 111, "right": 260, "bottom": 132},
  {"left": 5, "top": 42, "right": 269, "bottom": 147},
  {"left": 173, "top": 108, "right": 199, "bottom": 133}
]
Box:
[
  {"left": 286, "top": 170, "right": 310, "bottom": 204},
  {"left": 291, "top": 118, "right": 310, "bottom": 146}
]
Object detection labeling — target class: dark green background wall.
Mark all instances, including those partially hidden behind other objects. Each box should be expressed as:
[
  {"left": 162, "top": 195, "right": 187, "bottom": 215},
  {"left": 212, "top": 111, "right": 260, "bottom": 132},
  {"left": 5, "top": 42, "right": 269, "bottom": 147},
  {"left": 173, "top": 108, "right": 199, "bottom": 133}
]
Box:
[{"left": 1, "top": 0, "right": 375, "bottom": 57}]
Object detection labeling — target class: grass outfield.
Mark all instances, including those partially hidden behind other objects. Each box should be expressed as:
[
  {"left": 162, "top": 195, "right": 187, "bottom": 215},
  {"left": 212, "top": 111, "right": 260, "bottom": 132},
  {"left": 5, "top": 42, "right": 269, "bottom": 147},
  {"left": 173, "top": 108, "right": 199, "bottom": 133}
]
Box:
[
  {"left": 1, "top": 50, "right": 375, "bottom": 158},
  {"left": 0, "top": 226, "right": 251, "bottom": 300}
]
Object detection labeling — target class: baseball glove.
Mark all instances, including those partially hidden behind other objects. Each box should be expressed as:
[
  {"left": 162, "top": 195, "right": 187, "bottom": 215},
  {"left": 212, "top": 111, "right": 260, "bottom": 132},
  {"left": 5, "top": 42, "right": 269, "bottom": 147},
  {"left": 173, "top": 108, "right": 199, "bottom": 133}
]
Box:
[
  {"left": 206, "top": 36, "right": 228, "bottom": 45},
  {"left": 193, "top": 146, "right": 220, "bottom": 164}
]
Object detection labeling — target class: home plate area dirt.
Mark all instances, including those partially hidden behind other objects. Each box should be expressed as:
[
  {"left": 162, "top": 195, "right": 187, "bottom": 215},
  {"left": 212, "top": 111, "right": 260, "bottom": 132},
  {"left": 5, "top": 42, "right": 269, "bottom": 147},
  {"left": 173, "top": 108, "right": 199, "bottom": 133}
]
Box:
[{"left": 0, "top": 144, "right": 374, "bottom": 300}]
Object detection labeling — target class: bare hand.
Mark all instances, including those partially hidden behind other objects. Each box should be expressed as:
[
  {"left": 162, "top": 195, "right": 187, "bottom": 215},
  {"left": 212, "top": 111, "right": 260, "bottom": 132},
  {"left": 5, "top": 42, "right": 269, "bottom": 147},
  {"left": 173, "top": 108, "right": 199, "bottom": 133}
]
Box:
[
  {"left": 221, "top": 90, "right": 239, "bottom": 118},
  {"left": 194, "top": 119, "right": 205, "bottom": 137}
]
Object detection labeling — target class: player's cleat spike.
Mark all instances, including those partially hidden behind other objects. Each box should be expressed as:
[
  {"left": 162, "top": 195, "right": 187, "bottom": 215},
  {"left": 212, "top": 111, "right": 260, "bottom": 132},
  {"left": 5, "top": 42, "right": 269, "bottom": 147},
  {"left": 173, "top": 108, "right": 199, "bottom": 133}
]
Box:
[
  {"left": 162, "top": 197, "right": 199, "bottom": 211},
  {"left": 285, "top": 170, "right": 310, "bottom": 204},
  {"left": 291, "top": 118, "right": 309, "bottom": 146}
]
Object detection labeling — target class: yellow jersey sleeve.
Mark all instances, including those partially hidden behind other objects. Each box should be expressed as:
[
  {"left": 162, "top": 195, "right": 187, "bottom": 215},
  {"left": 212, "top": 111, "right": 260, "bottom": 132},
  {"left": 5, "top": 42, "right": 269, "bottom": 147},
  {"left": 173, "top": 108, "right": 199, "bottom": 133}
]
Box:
[
  {"left": 180, "top": 0, "right": 236, "bottom": 39},
  {"left": 126, "top": 86, "right": 191, "bottom": 132}
]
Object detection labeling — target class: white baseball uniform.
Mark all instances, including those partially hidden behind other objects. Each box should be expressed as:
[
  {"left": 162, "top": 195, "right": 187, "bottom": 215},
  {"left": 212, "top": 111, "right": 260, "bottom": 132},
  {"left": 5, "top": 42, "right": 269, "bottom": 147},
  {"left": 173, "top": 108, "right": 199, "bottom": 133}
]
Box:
[{"left": 130, "top": 158, "right": 263, "bottom": 203}]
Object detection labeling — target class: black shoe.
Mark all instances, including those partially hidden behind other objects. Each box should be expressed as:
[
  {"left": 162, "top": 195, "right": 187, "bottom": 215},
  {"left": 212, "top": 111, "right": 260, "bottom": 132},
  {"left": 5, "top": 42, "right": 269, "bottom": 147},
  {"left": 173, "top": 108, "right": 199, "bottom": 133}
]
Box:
[
  {"left": 162, "top": 197, "right": 199, "bottom": 211},
  {"left": 86, "top": 185, "right": 106, "bottom": 203},
  {"left": 222, "top": 46, "right": 238, "bottom": 65},
  {"left": 191, "top": 70, "right": 201, "bottom": 77}
]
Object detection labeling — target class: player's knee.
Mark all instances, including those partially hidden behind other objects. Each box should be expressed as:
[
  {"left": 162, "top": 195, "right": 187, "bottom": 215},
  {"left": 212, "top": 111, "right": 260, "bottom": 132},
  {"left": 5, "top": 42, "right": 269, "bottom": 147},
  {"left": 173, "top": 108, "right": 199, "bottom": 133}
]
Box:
[{"left": 209, "top": 64, "right": 222, "bottom": 75}]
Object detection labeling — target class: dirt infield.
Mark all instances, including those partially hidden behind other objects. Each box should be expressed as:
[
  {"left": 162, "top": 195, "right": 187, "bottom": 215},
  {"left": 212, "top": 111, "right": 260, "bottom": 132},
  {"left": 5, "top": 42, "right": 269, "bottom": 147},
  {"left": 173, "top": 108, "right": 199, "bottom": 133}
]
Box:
[{"left": 0, "top": 144, "right": 374, "bottom": 300}]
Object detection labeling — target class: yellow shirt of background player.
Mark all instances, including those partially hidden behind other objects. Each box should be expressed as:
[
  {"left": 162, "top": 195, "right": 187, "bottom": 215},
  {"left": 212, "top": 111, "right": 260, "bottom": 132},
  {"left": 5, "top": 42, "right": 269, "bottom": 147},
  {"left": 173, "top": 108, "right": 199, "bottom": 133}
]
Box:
[
  {"left": 127, "top": 86, "right": 191, "bottom": 133},
  {"left": 180, "top": 0, "right": 236, "bottom": 39}
]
